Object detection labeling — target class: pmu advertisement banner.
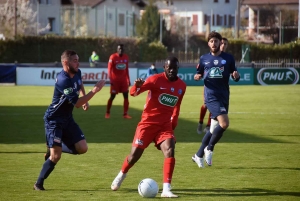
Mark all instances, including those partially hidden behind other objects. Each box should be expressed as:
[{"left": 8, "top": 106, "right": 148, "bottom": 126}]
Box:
[
  {"left": 16, "top": 67, "right": 137, "bottom": 86},
  {"left": 137, "top": 67, "right": 253, "bottom": 86},
  {"left": 254, "top": 68, "right": 300, "bottom": 85}
]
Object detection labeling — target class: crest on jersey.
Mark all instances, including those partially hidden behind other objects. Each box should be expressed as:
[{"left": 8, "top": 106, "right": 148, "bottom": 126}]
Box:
[
  {"left": 171, "top": 87, "right": 174, "bottom": 92},
  {"left": 64, "top": 87, "right": 73, "bottom": 95},
  {"left": 221, "top": 60, "right": 226, "bottom": 64},
  {"left": 178, "top": 89, "right": 182, "bottom": 95},
  {"left": 214, "top": 60, "right": 219, "bottom": 65}
]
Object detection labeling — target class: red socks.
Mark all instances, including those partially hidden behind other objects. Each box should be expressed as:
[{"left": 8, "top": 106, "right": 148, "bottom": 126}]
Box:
[
  {"left": 123, "top": 98, "right": 129, "bottom": 115},
  {"left": 106, "top": 99, "right": 112, "bottom": 113},
  {"left": 163, "top": 157, "right": 175, "bottom": 183},
  {"left": 199, "top": 105, "right": 207, "bottom": 123},
  {"left": 121, "top": 156, "right": 133, "bottom": 173}
]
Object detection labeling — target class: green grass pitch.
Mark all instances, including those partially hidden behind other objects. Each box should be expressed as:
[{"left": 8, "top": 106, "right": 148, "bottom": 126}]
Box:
[{"left": 0, "top": 85, "right": 299, "bottom": 201}]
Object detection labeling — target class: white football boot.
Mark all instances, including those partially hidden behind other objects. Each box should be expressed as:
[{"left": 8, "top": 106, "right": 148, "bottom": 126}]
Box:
[
  {"left": 204, "top": 147, "right": 213, "bottom": 166},
  {"left": 111, "top": 171, "right": 127, "bottom": 191},
  {"left": 192, "top": 154, "right": 204, "bottom": 168}
]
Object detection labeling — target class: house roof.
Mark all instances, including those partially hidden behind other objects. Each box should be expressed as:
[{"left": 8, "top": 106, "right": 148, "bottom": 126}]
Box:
[
  {"left": 242, "top": 0, "right": 298, "bottom": 5},
  {"left": 70, "top": 0, "right": 146, "bottom": 8}
]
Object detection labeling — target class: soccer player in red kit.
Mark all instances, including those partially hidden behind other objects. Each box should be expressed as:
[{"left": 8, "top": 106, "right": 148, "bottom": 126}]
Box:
[
  {"left": 110, "top": 57, "right": 186, "bottom": 198},
  {"left": 105, "top": 44, "right": 131, "bottom": 119}
]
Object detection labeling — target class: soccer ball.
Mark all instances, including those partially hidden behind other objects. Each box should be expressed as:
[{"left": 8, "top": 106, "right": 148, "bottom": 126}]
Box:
[{"left": 138, "top": 178, "right": 159, "bottom": 198}]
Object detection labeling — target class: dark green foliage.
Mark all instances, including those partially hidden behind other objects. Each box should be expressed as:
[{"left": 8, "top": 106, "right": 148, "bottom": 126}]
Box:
[
  {"left": 0, "top": 36, "right": 168, "bottom": 63},
  {"left": 136, "top": 0, "right": 160, "bottom": 43}
]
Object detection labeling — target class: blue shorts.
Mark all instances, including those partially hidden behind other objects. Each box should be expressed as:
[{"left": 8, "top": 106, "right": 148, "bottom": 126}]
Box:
[
  {"left": 44, "top": 118, "right": 85, "bottom": 148},
  {"left": 205, "top": 100, "right": 229, "bottom": 119}
]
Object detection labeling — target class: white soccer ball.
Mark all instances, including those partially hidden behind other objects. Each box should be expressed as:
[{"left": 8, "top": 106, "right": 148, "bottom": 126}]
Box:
[{"left": 138, "top": 178, "right": 159, "bottom": 198}]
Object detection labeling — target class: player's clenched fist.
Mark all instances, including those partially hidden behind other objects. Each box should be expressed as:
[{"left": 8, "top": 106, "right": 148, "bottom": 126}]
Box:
[
  {"left": 134, "top": 78, "right": 145, "bottom": 87},
  {"left": 194, "top": 74, "right": 202, "bottom": 81},
  {"left": 231, "top": 71, "right": 240, "bottom": 80},
  {"left": 92, "top": 80, "right": 106, "bottom": 93}
]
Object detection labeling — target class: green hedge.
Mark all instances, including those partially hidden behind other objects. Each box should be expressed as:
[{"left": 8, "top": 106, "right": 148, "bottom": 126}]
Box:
[
  {"left": 0, "top": 36, "right": 167, "bottom": 63},
  {"left": 0, "top": 36, "right": 299, "bottom": 63}
]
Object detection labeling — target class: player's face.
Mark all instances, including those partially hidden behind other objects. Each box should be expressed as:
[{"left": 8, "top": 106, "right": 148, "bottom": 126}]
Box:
[
  {"left": 117, "top": 45, "right": 124, "bottom": 56},
  {"left": 220, "top": 40, "right": 228, "bottom": 52},
  {"left": 68, "top": 54, "right": 79, "bottom": 74},
  {"left": 164, "top": 61, "right": 179, "bottom": 81},
  {"left": 208, "top": 37, "right": 220, "bottom": 53}
]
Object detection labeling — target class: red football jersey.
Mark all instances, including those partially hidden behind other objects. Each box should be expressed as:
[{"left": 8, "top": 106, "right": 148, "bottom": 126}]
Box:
[
  {"left": 130, "top": 73, "right": 186, "bottom": 129},
  {"left": 108, "top": 53, "right": 130, "bottom": 83}
]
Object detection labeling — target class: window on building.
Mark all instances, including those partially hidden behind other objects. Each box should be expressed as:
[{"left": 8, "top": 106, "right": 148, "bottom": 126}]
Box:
[
  {"left": 204, "top": 14, "right": 211, "bottom": 25},
  {"left": 119, "top": 13, "right": 125, "bottom": 26},
  {"left": 108, "top": 13, "right": 112, "bottom": 20},
  {"left": 225, "top": 0, "right": 229, "bottom": 3},
  {"left": 214, "top": 0, "right": 218, "bottom": 2},
  {"left": 48, "top": 17, "right": 55, "bottom": 32},
  {"left": 224, "top": 14, "right": 227, "bottom": 26},
  {"left": 217, "top": 15, "right": 223, "bottom": 26},
  {"left": 228, "top": 15, "right": 235, "bottom": 26}
]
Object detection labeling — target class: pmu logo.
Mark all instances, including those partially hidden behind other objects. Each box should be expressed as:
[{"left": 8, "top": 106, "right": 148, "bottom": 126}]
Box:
[{"left": 257, "top": 68, "right": 299, "bottom": 85}]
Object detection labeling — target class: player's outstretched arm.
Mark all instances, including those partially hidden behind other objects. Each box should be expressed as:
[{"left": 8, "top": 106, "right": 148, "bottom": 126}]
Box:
[{"left": 75, "top": 80, "right": 106, "bottom": 108}]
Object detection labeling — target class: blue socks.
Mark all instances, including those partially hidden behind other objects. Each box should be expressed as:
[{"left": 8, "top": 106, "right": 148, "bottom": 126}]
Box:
[
  {"left": 196, "top": 131, "right": 212, "bottom": 157},
  {"left": 36, "top": 159, "right": 56, "bottom": 185},
  {"left": 207, "top": 125, "right": 225, "bottom": 151}
]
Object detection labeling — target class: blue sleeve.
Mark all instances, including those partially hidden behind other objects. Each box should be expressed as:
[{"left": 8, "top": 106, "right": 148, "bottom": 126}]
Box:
[
  {"left": 147, "top": 68, "right": 151, "bottom": 77},
  {"left": 196, "top": 56, "right": 204, "bottom": 75},
  {"left": 229, "top": 55, "right": 240, "bottom": 82},
  {"left": 56, "top": 75, "right": 79, "bottom": 106}
]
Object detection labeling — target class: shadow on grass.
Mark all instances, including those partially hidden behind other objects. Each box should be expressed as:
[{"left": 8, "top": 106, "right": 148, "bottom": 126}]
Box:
[
  {"left": 116, "top": 188, "right": 300, "bottom": 197},
  {"left": 71, "top": 187, "right": 300, "bottom": 197},
  {"left": 0, "top": 105, "right": 287, "bottom": 144}
]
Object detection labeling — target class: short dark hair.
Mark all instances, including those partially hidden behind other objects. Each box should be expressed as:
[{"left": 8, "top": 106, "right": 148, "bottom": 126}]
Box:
[
  {"left": 207, "top": 31, "right": 222, "bottom": 42},
  {"left": 61, "top": 50, "right": 77, "bottom": 62},
  {"left": 222, "top": 37, "right": 228, "bottom": 42},
  {"left": 165, "top": 56, "right": 179, "bottom": 66}
]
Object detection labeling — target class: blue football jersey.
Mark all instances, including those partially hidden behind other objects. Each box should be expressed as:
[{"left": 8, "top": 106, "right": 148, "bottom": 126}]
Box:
[
  {"left": 44, "top": 69, "right": 82, "bottom": 122},
  {"left": 196, "top": 52, "right": 237, "bottom": 104}
]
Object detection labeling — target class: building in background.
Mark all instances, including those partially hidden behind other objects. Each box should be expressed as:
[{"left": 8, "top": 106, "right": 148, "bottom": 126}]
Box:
[
  {"left": 241, "top": 0, "right": 299, "bottom": 44},
  {"left": 151, "top": 0, "right": 238, "bottom": 35}
]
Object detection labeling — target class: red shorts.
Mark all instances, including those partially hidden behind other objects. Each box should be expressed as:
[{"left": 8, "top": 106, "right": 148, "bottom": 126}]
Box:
[
  {"left": 110, "top": 80, "right": 129, "bottom": 94},
  {"left": 132, "top": 122, "right": 175, "bottom": 150}
]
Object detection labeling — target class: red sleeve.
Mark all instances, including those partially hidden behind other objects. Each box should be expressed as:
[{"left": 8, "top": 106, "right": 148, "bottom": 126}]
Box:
[
  {"left": 108, "top": 54, "right": 114, "bottom": 80},
  {"left": 130, "top": 76, "right": 155, "bottom": 97},
  {"left": 171, "top": 87, "right": 186, "bottom": 130}
]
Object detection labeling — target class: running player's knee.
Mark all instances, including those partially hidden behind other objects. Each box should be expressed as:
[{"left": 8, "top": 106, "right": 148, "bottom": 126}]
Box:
[
  {"left": 123, "top": 92, "right": 129, "bottom": 99},
  {"left": 110, "top": 94, "right": 116, "bottom": 101},
  {"left": 219, "top": 122, "right": 229, "bottom": 129},
  {"left": 77, "top": 144, "right": 88, "bottom": 154},
  {"left": 50, "top": 153, "right": 61, "bottom": 163},
  {"left": 163, "top": 147, "right": 175, "bottom": 158}
]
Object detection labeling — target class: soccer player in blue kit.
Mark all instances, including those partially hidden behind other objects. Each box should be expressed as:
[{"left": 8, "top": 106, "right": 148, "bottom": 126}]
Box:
[
  {"left": 33, "top": 50, "right": 106, "bottom": 190},
  {"left": 192, "top": 32, "right": 240, "bottom": 168}
]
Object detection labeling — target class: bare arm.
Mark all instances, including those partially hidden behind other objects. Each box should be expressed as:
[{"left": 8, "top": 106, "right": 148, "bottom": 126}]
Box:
[{"left": 75, "top": 80, "right": 106, "bottom": 108}]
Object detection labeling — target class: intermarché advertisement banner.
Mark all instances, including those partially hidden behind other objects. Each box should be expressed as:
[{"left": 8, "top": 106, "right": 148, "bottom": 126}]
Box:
[
  {"left": 138, "top": 67, "right": 253, "bottom": 86},
  {"left": 254, "top": 68, "right": 300, "bottom": 85}
]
